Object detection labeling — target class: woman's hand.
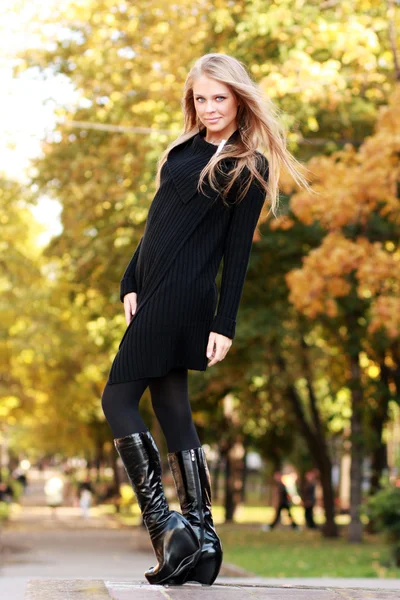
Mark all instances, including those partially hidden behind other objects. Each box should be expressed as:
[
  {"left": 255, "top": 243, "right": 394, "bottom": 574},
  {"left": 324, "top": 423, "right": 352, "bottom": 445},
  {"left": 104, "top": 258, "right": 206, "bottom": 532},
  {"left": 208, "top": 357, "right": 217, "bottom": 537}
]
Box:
[
  {"left": 123, "top": 292, "right": 137, "bottom": 326},
  {"left": 206, "top": 331, "right": 232, "bottom": 366}
]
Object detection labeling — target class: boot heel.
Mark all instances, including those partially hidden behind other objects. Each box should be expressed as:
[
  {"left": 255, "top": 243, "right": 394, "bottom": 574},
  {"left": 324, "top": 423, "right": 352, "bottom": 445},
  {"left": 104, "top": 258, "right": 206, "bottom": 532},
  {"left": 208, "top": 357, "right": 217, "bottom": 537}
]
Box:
[
  {"left": 144, "top": 511, "right": 201, "bottom": 585},
  {"left": 186, "top": 552, "right": 223, "bottom": 585},
  {"left": 145, "top": 542, "right": 200, "bottom": 585},
  {"left": 149, "top": 540, "right": 201, "bottom": 586}
]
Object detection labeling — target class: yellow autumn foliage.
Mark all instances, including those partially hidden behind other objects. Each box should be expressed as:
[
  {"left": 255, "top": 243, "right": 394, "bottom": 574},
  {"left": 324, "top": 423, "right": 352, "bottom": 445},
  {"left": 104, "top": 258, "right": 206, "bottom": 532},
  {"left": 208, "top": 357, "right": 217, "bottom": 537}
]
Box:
[{"left": 286, "top": 85, "right": 400, "bottom": 338}]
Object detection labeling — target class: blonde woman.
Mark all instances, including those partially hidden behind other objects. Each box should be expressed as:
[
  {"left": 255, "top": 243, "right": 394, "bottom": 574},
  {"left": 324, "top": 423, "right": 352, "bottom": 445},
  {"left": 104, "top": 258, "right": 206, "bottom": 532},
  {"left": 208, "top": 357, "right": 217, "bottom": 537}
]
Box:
[{"left": 101, "top": 53, "right": 310, "bottom": 586}]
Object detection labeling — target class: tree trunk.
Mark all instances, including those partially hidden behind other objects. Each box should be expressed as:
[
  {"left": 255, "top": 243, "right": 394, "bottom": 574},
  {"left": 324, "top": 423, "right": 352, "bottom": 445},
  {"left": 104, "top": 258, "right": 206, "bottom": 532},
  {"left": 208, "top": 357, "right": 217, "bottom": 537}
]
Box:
[
  {"left": 224, "top": 447, "right": 234, "bottom": 521},
  {"left": 111, "top": 448, "right": 121, "bottom": 513},
  {"left": 366, "top": 359, "right": 391, "bottom": 533},
  {"left": 95, "top": 442, "right": 104, "bottom": 483},
  {"left": 276, "top": 352, "right": 338, "bottom": 537},
  {"left": 369, "top": 359, "right": 391, "bottom": 495},
  {"left": 369, "top": 435, "right": 387, "bottom": 494},
  {"left": 319, "top": 455, "right": 337, "bottom": 537},
  {"left": 348, "top": 355, "right": 364, "bottom": 543},
  {"left": 224, "top": 437, "right": 245, "bottom": 522},
  {"left": 212, "top": 453, "right": 223, "bottom": 503},
  {"left": 241, "top": 447, "right": 248, "bottom": 503}
]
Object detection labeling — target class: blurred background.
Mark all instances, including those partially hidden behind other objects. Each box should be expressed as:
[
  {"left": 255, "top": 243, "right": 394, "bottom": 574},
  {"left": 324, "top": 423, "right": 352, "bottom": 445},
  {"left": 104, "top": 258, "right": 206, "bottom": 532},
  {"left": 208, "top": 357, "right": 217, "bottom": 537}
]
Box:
[{"left": 0, "top": 1, "right": 399, "bottom": 597}]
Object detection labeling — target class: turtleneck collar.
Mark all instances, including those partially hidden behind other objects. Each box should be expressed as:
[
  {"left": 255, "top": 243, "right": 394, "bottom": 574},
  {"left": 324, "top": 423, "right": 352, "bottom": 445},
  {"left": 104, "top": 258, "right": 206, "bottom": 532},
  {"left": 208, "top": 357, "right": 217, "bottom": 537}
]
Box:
[
  {"left": 166, "top": 127, "right": 240, "bottom": 204},
  {"left": 191, "top": 127, "right": 240, "bottom": 154}
]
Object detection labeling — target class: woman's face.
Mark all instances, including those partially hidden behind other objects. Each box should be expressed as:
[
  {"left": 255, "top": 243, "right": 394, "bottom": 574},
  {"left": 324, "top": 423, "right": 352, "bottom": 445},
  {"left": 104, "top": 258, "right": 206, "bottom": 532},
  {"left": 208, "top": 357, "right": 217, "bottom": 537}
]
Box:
[{"left": 193, "top": 75, "right": 239, "bottom": 136}]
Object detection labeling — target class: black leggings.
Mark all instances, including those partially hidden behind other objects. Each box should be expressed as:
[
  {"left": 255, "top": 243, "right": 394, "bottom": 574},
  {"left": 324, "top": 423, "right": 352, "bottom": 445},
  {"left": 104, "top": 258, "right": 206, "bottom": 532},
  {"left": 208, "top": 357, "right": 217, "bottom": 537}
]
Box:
[{"left": 101, "top": 367, "right": 201, "bottom": 452}]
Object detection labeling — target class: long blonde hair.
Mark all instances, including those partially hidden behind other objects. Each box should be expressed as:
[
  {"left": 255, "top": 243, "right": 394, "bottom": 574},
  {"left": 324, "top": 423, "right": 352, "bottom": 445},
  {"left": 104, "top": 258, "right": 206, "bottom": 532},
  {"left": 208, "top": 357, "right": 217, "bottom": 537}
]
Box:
[{"left": 155, "top": 53, "right": 312, "bottom": 217}]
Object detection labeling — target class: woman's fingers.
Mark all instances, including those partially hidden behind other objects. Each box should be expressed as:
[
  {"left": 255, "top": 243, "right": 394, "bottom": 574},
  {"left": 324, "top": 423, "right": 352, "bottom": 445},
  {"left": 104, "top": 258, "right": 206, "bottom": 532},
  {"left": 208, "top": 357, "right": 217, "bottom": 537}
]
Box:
[
  {"left": 123, "top": 292, "right": 137, "bottom": 326},
  {"left": 207, "top": 332, "right": 232, "bottom": 366},
  {"left": 206, "top": 332, "right": 216, "bottom": 361},
  {"left": 124, "top": 302, "right": 131, "bottom": 326}
]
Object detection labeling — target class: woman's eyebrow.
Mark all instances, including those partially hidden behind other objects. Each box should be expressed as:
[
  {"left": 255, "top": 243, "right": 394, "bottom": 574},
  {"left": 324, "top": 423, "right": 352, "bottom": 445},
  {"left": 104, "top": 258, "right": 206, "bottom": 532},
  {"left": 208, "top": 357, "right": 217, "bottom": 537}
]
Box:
[{"left": 194, "top": 93, "right": 228, "bottom": 97}]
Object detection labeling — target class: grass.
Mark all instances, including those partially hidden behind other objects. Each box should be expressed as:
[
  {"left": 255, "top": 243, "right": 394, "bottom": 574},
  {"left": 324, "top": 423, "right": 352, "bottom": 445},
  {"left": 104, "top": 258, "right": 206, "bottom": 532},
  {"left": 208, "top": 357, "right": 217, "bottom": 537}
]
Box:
[
  {"left": 219, "top": 523, "right": 400, "bottom": 578},
  {"left": 96, "top": 501, "right": 400, "bottom": 579},
  {"left": 97, "top": 498, "right": 334, "bottom": 527}
]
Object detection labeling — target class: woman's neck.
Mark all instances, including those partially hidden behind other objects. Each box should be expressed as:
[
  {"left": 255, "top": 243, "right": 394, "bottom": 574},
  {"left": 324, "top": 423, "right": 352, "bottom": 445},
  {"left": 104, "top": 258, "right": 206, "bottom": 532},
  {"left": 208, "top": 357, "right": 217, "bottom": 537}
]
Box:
[{"left": 204, "top": 124, "right": 238, "bottom": 145}]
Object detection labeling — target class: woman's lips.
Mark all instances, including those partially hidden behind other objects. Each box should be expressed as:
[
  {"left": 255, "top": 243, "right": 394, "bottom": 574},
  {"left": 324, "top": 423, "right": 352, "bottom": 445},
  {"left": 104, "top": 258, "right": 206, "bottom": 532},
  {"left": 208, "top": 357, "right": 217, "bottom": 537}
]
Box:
[{"left": 207, "top": 118, "right": 220, "bottom": 123}]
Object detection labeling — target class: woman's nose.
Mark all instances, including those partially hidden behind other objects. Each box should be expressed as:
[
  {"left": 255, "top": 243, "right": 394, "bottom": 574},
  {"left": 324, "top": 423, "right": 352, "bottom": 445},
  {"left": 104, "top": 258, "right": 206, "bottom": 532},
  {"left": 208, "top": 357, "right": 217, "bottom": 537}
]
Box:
[{"left": 205, "top": 101, "right": 217, "bottom": 112}]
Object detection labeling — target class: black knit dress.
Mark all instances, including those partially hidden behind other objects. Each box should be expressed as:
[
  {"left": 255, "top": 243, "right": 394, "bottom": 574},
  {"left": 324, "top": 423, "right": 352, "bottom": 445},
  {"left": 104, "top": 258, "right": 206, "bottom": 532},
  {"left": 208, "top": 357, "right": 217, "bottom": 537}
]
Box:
[{"left": 107, "top": 128, "right": 269, "bottom": 384}]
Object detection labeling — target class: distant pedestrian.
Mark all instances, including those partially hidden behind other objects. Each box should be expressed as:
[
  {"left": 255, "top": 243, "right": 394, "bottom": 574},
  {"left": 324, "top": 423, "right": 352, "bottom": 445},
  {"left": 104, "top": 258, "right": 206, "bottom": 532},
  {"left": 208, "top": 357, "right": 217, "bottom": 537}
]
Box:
[
  {"left": 12, "top": 467, "right": 28, "bottom": 489},
  {"left": 0, "top": 481, "right": 14, "bottom": 503},
  {"left": 78, "top": 477, "right": 94, "bottom": 519},
  {"left": 302, "top": 469, "right": 318, "bottom": 529},
  {"left": 264, "top": 471, "right": 298, "bottom": 530},
  {"left": 44, "top": 474, "right": 64, "bottom": 516}
]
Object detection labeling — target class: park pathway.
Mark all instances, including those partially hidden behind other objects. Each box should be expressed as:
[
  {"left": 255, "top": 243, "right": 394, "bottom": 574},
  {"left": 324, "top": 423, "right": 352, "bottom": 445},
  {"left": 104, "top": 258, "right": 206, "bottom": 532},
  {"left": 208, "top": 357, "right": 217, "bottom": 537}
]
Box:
[
  {"left": 0, "top": 468, "right": 399, "bottom": 599},
  {"left": 0, "top": 467, "right": 156, "bottom": 599}
]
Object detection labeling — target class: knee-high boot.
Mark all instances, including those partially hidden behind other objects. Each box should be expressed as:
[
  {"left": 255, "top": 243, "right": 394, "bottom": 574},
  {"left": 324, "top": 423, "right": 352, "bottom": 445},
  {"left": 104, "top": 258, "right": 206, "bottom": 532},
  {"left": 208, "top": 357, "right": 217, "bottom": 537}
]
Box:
[
  {"left": 113, "top": 431, "right": 201, "bottom": 585},
  {"left": 167, "top": 446, "right": 223, "bottom": 585}
]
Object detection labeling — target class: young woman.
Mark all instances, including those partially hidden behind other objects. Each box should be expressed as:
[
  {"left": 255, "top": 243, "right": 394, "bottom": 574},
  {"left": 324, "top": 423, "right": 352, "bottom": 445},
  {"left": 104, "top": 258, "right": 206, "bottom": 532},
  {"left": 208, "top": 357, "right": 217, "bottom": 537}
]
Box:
[{"left": 101, "top": 53, "right": 310, "bottom": 586}]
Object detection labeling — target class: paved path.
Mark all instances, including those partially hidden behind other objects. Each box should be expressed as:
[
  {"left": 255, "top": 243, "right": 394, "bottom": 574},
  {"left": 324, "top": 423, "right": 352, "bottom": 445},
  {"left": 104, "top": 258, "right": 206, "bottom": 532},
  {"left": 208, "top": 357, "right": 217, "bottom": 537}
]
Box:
[
  {"left": 1, "top": 469, "right": 399, "bottom": 599},
  {"left": 0, "top": 469, "right": 155, "bottom": 599},
  {"left": 24, "top": 578, "right": 400, "bottom": 599}
]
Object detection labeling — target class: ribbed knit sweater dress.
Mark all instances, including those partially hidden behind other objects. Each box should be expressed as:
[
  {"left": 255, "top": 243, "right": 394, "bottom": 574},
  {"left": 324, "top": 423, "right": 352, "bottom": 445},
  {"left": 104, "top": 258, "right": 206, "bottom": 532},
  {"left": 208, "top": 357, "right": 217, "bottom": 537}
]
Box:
[{"left": 107, "top": 127, "right": 269, "bottom": 384}]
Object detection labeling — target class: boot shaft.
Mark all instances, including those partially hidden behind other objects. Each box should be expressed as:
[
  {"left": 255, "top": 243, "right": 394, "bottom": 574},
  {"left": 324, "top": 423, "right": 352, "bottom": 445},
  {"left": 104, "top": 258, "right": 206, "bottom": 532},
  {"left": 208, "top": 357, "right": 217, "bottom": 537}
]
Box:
[
  {"left": 168, "top": 448, "right": 202, "bottom": 529},
  {"left": 194, "top": 447, "right": 213, "bottom": 519},
  {"left": 168, "top": 447, "right": 216, "bottom": 536},
  {"left": 114, "top": 431, "right": 170, "bottom": 531}
]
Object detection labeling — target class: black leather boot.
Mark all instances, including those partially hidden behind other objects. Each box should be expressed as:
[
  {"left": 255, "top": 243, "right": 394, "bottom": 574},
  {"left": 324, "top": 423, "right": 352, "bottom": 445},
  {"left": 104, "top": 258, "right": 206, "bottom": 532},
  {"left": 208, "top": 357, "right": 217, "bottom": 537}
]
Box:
[
  {"left": 167, "top": 446, "right": 223, "bottom": 585},
  {"left": 114, "top": 431, "right": 201, "bottom": 585}
]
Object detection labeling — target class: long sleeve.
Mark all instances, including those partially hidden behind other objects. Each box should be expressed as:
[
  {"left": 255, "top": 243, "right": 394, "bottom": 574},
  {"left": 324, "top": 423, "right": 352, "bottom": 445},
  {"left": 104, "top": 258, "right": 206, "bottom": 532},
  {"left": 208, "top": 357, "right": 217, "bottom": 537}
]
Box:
[
  {"left": 210, "top": 157, "right": 269, "bottom": 339},
  {"left": 120, "top": 236, "right": 143, "bottom": 302}
]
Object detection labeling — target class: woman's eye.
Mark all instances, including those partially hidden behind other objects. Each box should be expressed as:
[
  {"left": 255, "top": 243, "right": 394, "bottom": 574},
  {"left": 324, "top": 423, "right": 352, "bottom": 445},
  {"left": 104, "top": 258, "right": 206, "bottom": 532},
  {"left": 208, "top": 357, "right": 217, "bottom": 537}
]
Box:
[{"left": 196, "top": 96, "right": 226, "bottom": 102}]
